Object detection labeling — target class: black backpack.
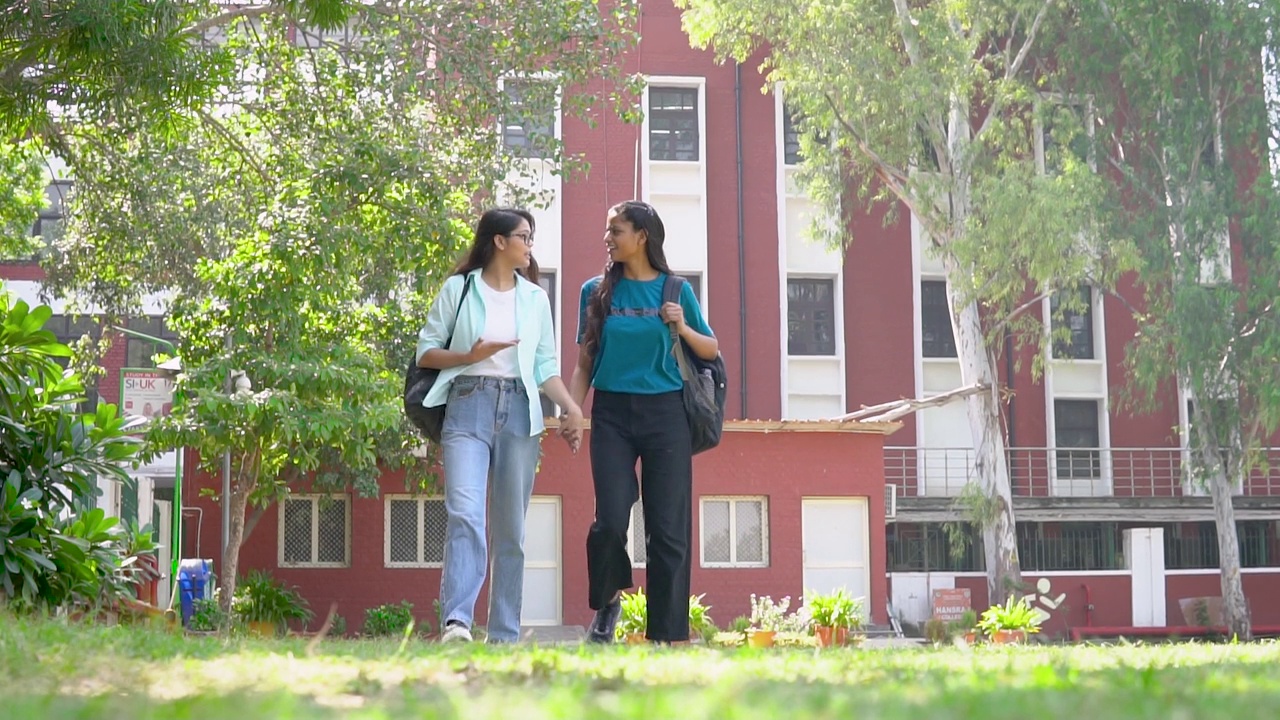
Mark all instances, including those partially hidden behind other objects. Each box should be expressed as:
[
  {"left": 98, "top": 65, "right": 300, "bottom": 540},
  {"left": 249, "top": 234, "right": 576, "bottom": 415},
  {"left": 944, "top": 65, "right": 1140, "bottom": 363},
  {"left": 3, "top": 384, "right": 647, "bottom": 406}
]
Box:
[
  {"left": 404, "top": 275, "right": 474, "bottom": 442},
  {"left": 663, "top": 275, "right": 727, "bottom": 454}
]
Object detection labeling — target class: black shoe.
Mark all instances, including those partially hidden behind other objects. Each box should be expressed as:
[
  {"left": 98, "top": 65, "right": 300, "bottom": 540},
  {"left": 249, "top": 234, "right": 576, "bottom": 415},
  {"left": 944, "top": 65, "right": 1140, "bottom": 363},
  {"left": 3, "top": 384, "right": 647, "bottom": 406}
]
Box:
[{"left": 587, "top": 600, "right": 621, "bottom": 643}]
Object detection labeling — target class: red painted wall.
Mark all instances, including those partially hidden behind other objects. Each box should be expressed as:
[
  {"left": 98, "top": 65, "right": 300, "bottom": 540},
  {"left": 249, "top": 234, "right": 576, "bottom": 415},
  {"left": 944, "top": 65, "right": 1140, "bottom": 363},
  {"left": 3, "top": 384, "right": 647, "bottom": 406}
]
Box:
[
  {"left": 1165, "top": 572, "right": 1280, "bottom": 627},
  {"left": 185, "top": 427, "right": 893, "bottom": 634},
  {"left": 953, "top": 572, "right": 1133, "bottom": 638}
]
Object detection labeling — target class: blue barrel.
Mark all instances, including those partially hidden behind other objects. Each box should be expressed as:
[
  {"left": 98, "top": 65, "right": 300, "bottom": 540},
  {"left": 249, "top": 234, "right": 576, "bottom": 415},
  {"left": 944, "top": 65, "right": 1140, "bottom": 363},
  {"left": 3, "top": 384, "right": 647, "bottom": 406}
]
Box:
[{"left": 178, "top": 559, "right": 213, "bottom": 626}]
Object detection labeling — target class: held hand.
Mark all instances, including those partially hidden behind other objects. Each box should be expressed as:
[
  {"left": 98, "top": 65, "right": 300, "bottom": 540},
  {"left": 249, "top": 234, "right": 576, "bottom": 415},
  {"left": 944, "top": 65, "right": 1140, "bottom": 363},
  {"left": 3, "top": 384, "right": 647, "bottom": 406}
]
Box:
[
  {"left": 559, "top": 406, "right": 584, "bottom": 454},
  {"left": 660, "top": 302, "right": 685, "bottom": 332},
  {"left": 466, "top": 338, "right": 518, "bottom": 363}
]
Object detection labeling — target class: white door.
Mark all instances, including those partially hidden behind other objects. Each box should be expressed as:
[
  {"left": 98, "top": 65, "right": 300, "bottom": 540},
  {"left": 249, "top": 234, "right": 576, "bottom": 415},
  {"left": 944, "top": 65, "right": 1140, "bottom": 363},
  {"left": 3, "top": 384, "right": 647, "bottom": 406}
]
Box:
[
  {"left": 520, "top": 496, "right": 562, "bottom": 626},
  {"left": 802, "top": 498, "right": 870, "bottom": 603},
  {"left": 154, "top": 500, "right": 172, "bottom": 609}
]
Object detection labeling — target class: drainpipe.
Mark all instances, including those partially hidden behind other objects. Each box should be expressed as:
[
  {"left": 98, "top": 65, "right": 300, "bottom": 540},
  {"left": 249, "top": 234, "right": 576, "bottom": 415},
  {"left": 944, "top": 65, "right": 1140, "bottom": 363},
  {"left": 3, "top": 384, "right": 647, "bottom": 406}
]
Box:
[
  {"left": 735, "top": 61, "right": 749, "bottom": 418},
  {"left": 1005, "top": 329, "right": 1016, "bottom": 489}
]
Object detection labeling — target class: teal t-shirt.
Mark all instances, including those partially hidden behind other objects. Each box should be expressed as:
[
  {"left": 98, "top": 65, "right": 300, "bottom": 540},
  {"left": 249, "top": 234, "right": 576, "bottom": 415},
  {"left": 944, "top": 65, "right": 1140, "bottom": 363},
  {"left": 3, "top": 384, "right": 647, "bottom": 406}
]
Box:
[{"left": 576, "top": 274, "right": 714, "bottom": 394}]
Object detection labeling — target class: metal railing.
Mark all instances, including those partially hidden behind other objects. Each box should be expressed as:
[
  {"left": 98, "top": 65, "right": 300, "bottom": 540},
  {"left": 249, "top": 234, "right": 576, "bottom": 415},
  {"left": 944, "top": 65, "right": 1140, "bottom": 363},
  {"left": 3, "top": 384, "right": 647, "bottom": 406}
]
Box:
[{"left": 885, "top": 446, "right": 1280, "bottom": 499}]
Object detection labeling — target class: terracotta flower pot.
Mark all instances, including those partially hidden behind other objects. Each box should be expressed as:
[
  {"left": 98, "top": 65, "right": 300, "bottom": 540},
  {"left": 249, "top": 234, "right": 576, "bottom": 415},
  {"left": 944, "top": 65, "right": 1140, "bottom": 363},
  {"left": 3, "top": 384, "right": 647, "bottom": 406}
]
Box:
[
  {"left": 625, "top": 632, "right": 647, "bottom": 645},
  {"left": 814, "top": 626, "right": 850, "bottom": 648},
  {"left": 746, "top": 630, "right": 776, "bottom": 648},
  {"left": 245, "top": 617, "right": 276, "bottom": 632},
  {"left": 990, "top": 629, "right": 1026, "bottom": 645},
  {"left": 963, "top": 632, "right": 979, "bottom": 645}
]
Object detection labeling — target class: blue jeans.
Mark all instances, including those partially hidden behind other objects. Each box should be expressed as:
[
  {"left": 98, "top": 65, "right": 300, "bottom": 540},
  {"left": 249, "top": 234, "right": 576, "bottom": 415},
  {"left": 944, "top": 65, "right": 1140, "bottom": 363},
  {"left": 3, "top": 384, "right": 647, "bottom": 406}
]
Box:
[{"left": 439, "top": 376, "right": 541, "bottom": 642}]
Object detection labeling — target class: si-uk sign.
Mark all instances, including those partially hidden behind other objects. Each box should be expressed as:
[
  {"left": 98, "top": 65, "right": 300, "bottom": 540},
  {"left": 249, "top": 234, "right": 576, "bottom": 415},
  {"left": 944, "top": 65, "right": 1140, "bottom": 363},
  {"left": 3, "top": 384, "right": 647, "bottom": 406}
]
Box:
[
  {"left": 931, "top": 588, "right": 972, "bottom": 621},
  {"left": 121, "top": 369, "right": 174, "bottom": 421}
]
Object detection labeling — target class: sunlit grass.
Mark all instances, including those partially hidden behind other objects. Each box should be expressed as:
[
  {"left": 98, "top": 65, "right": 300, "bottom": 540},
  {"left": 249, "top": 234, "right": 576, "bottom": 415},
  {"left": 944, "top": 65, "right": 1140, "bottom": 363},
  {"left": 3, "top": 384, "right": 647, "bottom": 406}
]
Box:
[{"left": 3, "top": 617, "right": 1280, "bottom": 719}]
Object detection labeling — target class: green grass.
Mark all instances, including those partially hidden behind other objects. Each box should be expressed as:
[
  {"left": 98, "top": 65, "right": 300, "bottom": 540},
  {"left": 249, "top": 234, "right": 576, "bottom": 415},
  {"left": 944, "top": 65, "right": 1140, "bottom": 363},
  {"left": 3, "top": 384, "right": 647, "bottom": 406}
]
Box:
[{"left": 3, "top": 618, "right": 1280, "bottom": 719}]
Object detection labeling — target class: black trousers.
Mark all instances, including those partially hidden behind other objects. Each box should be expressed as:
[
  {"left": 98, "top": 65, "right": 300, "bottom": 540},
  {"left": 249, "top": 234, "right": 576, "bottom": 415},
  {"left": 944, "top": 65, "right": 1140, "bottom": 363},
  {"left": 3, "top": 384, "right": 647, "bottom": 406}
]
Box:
[{"left": 586, "top": 389, "right": 693, "bottom": 642}]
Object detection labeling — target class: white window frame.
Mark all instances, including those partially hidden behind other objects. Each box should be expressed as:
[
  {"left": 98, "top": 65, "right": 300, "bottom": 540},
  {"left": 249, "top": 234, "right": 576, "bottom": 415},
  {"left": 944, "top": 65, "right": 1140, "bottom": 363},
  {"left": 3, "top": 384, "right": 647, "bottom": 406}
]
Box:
[
  {"left": 625, "top": 501, "right": 647, "bottom": 568},
  {"left": 383, "top": 494, "right": 447, "bottom": 568},
  {"left": 1035, "top": 93, "right": 1096, "bottom": 175},
  {"left": 699, "top": 496, "right": 769, "bottom": 568},
  {"left": 278, "top": 494, "right": 351, "bottom": 568},
  {"left": 785, "top": 274, "right": 839, "bottom": 358},
  {"left": 497, "top": 75, "right": 563, "bottom": 159}
]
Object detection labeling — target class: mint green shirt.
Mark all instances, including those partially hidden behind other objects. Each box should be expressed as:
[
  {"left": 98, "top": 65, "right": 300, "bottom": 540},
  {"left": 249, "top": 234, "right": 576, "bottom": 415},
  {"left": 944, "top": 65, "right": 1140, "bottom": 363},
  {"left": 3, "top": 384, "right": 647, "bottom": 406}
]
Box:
[{"left": 416, "top": 269, "right": 558, "bottom": 436}]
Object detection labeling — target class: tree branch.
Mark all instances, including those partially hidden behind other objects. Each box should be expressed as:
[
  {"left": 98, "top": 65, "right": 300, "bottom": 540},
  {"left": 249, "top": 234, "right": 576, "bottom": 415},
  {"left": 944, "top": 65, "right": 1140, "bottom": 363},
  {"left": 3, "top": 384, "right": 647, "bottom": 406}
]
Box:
[
  {"left": 184, "top": 5, "right": 283, "bottom": 36},
  {"left": 974, "top": 0, "right": 1054, "bottom": 141},
  {"left": 195, "top": 107, "right": 271, "bottom": 184},
  {"left": 988, "top": 291, "right": 1051, "bottom": 337},
  {"left": 834, "top": 383, "right": 989, "bottom": 422},
  {"left": 891, "top": 0, "right": 925, "bottom": 68},
  {"left": 823, "top": 92, "right": 917, "bottom": 216}
]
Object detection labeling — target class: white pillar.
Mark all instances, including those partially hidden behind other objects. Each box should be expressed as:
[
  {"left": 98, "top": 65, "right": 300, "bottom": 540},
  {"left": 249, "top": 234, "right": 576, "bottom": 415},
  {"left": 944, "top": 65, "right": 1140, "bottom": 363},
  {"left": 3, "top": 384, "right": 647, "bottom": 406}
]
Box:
[{"left": 1124, "top": 527, "right": 1167, "bottom": 627}]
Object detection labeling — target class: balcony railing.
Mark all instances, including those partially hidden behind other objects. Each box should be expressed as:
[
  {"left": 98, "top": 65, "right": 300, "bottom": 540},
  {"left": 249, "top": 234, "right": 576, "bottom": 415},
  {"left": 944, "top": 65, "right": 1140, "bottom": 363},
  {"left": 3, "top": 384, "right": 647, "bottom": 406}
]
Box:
[{"left": 884, "top": 446, "right": 1280, "bottom": 499}]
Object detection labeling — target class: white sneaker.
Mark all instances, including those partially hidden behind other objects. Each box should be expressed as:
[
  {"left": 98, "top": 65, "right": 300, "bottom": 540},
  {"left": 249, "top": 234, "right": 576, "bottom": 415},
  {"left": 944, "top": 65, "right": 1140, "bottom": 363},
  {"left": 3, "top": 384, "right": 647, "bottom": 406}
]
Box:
[{"left": 440, "top": 621, "right": 472, "bottom": 643}]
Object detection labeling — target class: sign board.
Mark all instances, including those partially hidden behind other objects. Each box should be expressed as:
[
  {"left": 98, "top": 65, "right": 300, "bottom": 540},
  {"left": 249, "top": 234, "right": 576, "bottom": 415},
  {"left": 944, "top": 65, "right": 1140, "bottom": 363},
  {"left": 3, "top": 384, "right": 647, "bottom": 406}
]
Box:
[
  {"left": 931, "top": 588, "right": 972, "bottom": 621},
  {"left": 121, "top": 369, "right": 175, "bottom": 422}
]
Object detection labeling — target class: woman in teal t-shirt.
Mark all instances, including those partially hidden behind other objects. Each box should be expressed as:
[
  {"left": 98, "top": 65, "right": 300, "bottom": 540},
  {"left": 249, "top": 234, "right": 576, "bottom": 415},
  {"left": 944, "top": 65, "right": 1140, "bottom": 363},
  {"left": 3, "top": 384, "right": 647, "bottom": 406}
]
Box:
[{"left": 568, "top": 200, "right": 718, "bottom": 643}]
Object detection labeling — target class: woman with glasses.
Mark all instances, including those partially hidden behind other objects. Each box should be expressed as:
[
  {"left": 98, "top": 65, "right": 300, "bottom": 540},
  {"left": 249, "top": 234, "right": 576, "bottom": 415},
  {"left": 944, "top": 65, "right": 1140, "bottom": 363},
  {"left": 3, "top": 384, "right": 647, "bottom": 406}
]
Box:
[
  {"left": 568, "top": 200, "right": 718, "bottom": 643},
  {"left": 416, "top": 207, "right": 584, "bottom": 643}
]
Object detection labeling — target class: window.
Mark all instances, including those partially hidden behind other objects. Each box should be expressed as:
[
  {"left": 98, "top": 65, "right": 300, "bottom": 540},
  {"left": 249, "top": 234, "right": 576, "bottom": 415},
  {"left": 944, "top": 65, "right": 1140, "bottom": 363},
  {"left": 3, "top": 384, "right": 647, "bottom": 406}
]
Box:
[
  {"left": 920, "top": 280, "right": 956, "bottom": 358},
  {"left": 33, "top": 180, "right": 71, "bottom": 244},
  {"left": 782, "top": 106, "right": 802, "bottom": 166},
  {"left": 502, "top": 80, "right": 556, "bottom": 158},
  {"left": 536, "top": 270, "right": 558, "bottom": 418},
  {"left": 1054, "top": 400, "right": 1101, "bottom": 479},
  {"left": 1039, "top": 99, "right": 1093, "bottom": 175},
  {"left": 787, "top": 277, "right": 836, "bottom": 356},
  {"left": 1050, "top": 286, "right": 1094, "bottom": 360},
  {"left": 700, "top": 497, "right": 768, "bottom": 567},
  {"left": 46, "top": 314, "right": 101, "bottom": 412},
  {"left": 279, "top": 495, "right": 350, "bottom": 567},
  {"left": 649, "top": 87, "right": 699, "bottom": 162},
  {"left": 675, "top": 272, "right": 702, "bottom": 303},
  {"left": 385, "top": 496, "right": 447, "bottom": 567},
  {"left": 124, "top": 316, "right": 180, "bottom": 368},
  {"left": 626, "top": 501, "right": 647, "bottom": 567}
]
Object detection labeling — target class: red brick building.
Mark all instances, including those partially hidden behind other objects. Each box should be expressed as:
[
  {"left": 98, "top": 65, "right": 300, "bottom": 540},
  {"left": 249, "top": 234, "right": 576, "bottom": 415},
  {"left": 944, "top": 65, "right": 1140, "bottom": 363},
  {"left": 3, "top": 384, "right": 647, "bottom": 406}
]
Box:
[{"left": 7, "top": 0, "right": 1280, "bottom": 636}]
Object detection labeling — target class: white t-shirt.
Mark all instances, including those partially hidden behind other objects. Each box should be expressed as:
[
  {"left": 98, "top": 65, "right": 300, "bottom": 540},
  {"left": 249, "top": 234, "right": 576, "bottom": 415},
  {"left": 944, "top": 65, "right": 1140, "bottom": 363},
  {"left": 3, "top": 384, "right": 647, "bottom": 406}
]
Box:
[{"left": 461, "top": 279, "right": 520, "bottom": 379}]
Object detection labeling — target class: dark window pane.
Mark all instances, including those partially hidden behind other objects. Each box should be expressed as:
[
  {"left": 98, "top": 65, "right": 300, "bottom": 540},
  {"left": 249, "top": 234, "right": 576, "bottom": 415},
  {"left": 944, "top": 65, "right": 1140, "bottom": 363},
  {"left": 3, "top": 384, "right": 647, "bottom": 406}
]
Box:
[
  {"left": 423, "top": 499, "right": 447, "bottom": 563},
  {"left": 283, "top": 499, "right": 313, "bottom": 564},
  {"left": 388, "top": 500, "right": 419, "bottom": 564},
  {"left": 787, "top": 278, "right": 836, "bottom": 356},
  {"left": 1051, "top": 286, "right": 1094, "bottom": 359},
  {"left": 783, "top": 106, "right": 802, "bottom": 165},
  {"left": 502, "top": 80, "right": 556, "bottom": 158},
  {"left": 317, "top": 499, "right": 347, "bottom": 563},
  {"left": 649, "top": 87, "right": 699, "bottom": 162},
  {"left": 921, "top": 281, "right": 957, "bottom": 358},
  {"left": 1055, "top": 400, "right": 1100, "bottom": 479}
]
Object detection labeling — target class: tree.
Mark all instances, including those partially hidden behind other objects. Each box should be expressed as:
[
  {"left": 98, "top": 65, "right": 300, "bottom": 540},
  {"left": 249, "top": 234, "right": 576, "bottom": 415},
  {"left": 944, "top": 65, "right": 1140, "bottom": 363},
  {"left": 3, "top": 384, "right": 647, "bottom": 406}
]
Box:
[
  {"left": 0, "top": 290, "right": 143, "bottom": 610},
  {"left": 40, "top": 3, "right": 639, "bottom": 609},
  {"left": 1059, "top": 0, "right": 1280, "bottom": 640},
  {"left": 678, "top": 0, "right": 1122, "bottom": 600}
]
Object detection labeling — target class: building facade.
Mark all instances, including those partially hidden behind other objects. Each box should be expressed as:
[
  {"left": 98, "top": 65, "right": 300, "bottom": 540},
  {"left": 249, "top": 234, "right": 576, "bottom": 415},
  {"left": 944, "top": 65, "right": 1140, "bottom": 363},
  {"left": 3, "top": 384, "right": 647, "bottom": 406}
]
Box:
[{"left": 6, "top": 0, "right": 1280, "bottom": 635}]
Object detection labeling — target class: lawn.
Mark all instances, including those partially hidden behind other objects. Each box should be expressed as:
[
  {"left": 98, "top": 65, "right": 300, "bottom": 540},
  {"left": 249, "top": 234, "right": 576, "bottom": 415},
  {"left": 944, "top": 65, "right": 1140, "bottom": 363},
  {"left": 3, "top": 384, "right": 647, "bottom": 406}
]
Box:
[{"left": 3, "top": 619, "right": 1280, "bottom": 719}]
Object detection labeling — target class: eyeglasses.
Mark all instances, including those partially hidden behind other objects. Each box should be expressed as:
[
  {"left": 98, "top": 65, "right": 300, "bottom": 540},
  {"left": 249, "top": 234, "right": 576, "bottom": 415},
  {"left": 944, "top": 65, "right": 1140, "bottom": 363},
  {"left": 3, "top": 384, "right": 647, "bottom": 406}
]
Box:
[{"left": 507, "top": 231, "right": 534, "bottom": 246}]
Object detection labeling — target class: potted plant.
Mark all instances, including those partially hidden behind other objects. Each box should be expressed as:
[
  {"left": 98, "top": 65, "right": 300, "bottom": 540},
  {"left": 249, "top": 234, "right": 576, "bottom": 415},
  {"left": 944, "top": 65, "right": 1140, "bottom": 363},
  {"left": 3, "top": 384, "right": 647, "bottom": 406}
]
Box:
[
  {"left": 955, "top": 609, "right": 980, "bottom": 644},
  {"left": 977, "top": 595, "right": 1041, "bottom": 644},
  {"left": 615, "top": 588, "right": 648, "bottom": 644},
  {"left": 688, "top": 593, "right": 718, "bottom": 643},
  {"left": 805, "top": 588, "right": 864, "bottom": 648},
  {"left": 746, "top": 594, "right": 790, "bottom": 648},
  {"left": 232, "top": 570, "right": 313, "bottom": 636}
]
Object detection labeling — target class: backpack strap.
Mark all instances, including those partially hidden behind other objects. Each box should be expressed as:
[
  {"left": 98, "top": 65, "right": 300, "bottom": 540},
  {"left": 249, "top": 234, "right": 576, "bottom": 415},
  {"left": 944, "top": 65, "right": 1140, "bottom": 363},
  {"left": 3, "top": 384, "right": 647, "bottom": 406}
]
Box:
[
  {"left": 663, "top": 274, "right": 695, "bottom": 382},
  {"left": 444, "top": 274, "right": 475, "bottom": 351}
]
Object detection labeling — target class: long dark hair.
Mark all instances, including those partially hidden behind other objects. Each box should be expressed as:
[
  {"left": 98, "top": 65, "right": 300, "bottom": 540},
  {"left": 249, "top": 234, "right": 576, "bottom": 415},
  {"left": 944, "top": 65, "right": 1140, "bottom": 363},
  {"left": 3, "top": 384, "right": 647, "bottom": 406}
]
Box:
[
  {"left": 453, "top": 207, "right": 540, "bottom": 283},
  {"left": 581, "top": 200, "right": 672, "bottom": 361}
]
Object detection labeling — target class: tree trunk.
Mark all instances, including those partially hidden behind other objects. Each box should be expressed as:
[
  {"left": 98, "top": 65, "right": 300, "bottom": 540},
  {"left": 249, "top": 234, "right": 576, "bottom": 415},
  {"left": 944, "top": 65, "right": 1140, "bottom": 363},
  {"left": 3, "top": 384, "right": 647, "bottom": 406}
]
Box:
[
  {"left": 945, "top": 262, "right": 1023, "bottom": 603},
  {"left": 1197, "top": 439, "right": 1251, "bottom": 640},
  {"left": 219, "top": 477, "right": 250, "bottom": 616}
]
